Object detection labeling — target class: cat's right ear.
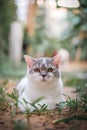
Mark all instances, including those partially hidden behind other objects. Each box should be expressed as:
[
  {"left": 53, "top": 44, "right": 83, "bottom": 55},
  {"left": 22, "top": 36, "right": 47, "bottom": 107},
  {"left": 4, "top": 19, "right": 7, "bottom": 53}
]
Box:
[
  {"left": 51, "top": 54, "right": 61, "bottom": 68},
  {"left": 24, "top": 55, "right": 35, "bottom": 68}
]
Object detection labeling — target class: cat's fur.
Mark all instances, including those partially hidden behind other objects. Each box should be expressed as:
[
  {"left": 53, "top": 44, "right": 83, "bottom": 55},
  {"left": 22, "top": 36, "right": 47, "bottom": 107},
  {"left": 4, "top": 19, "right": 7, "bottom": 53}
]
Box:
[{"left": 16, "top": 55, "right": 65, "bottom": 112}]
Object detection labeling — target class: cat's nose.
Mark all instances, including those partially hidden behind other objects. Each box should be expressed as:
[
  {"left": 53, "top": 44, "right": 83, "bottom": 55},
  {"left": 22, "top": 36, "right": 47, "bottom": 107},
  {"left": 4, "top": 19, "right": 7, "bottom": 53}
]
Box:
[
  {"left": 41, "top": 74, "right": 46, "bottom": 78},
  {"left": 42, "top": 74, "right": 46, "bottom": 78},
  {"left": 41, "top": 71, "right": 47, "bottom": 78}
]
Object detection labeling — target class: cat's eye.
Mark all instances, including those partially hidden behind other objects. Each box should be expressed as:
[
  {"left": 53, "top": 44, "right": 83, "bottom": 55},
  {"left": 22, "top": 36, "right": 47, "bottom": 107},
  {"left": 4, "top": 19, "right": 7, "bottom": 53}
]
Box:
[
  {"left": 47, "top": 68, "right": 53, "bottom": 72},
  {"left": 34, "top": 68, "right": 40, "bottom": 72}
]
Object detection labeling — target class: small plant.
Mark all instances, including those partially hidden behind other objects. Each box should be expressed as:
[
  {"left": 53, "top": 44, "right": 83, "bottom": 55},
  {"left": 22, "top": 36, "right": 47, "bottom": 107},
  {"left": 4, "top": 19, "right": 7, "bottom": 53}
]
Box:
[
  {"left": 76, "top": 83, "right": 87, "bottom": 94},
  {"left": 22, "top": 98, "right": 31, "bottom": 124},
  {"left": 56, "top": 101, "right": 67, "bottom": 113},
  {"left": 66, "top": 96, "right": 79, "bottom": 111},
  {"left": 21, "top": 97, "right": 48, "bottom": 115},
  {"left": 56, "top": 95, "right": 79, "bottom": 113},
  {"left": 20, "top": 97, "right": 48, "bottom": 124},
  {"left": 31, "top": 103, "right": 48, "bottom": 115},
  {"left": 53, "top": 115, "right": 87, "bottom": 124},
  {"left": 76, "top": 82, "right": 87, "bottom": 112},
  {"left": 30, "top": 97, "right": 48, "bottom": 115},
  {"left": 7, "top": 88, "right": 19, "bottom": 111},
  {"left": 80, "top": 92, "right": 87, "bottom": 112},
  {"left": 13, "top": 120, "right": 28, "bottom": 130},
  {"left": 0, "top": 87, "right": 8, "bottom": 110}
]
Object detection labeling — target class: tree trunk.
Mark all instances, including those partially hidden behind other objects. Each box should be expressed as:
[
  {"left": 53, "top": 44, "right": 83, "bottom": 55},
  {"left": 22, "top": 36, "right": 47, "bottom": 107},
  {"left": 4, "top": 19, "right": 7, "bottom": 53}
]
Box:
[{"left": 9, "top": 21, "right": 24, "bottom": 65}]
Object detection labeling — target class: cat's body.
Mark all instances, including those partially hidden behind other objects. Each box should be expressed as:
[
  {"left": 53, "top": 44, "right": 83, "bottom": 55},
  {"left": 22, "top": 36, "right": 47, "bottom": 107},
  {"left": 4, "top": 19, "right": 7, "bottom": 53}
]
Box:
[{"left": 16, "top": 55, "right": 65, "bottom": 112}]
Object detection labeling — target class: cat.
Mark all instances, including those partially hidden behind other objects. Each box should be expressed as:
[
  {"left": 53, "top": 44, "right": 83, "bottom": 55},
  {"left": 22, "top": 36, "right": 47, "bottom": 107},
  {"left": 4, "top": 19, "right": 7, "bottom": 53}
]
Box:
[{"left": 16, "top": 54, "right": 65, "bottom": 112}]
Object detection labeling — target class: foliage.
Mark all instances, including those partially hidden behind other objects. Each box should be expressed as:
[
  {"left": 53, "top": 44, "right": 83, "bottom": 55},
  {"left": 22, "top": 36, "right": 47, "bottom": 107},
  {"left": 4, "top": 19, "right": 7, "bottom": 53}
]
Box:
[
  {"left": 28, "top": 6, "right": 64, "bottom": 56},
  {"left": 0, "top": 59, "right": 26, "bottom": 79},
  {"left": 53, "top": 115, "right": 87, "bottom": 124},
  {"left": 76, "top": 82, "right": 87, "bottom": 112},
  {"left": 0, "top": 87, "right": 8, "bottom": 110},
  {"left": 59, "top": 0, "right": 87, "bottom": 60},
  {"left": 23, "top": 27, "right": 30, "bottom": 54},
  {"left": 79, "top": 0, "right": 87, "bottom": 7},
  {"left": 13, "top": 120, "right": 28, "bottom": 130},
  {"left": 7, "top": 88, "right": 19, "bottom": 110},
  {"left": 80, "top": 93, "right": 87, "bottom": 112},
  {"left": 66, "top": 96, "right": 78, "bottom": 111},
  {"left": 27, "top": 0, "right": 87, "bottom": 59},
  {"left": 64, "top": 77, "right": 87, "bottom": 87},
  {"left": 62, "top": 71, "right": 87, "bottom": 87},
  {"left": 76, "top": 82, "right": 87, "bottom": 93},
  {"left": 0, "top": 78, "right": 87, "bottom": 128},
  {"left": 30, "top": 103, "right": 48, "bottom": 115},
  {"left": 56, "top": 80, "right": 87, "bottom": 114},
  {"left": 22, "top": 97, "right": 48, "bottom": 115},
  {"left": 0, "top": 0, "right": 17, "bottom": 60},
  {"left": 28, "top": 6, "right": 51, "bottom": 56},
  {"left": 56, "top": 96, "right": 79, "bottom": 113},
  {"left": 56, "top": 101, "right": 67, "bottom": 113}
]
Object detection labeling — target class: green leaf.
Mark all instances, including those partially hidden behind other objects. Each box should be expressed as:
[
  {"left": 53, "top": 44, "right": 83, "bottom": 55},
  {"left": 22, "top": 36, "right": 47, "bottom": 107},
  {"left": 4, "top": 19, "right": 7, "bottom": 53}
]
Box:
[
  {"left": 53, "top": 115, "right": 87, "bottom": 124},
  {"left": 80, "top": 24, "right": 87, "bottom": 31},
  {"left": 31, "top": 97, "right": 45, "bottom": 105}
]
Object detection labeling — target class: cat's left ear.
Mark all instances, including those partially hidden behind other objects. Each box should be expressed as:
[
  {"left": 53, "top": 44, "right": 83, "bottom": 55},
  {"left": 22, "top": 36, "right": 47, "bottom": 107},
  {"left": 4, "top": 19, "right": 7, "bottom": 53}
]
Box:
[
  {"left": 51, "top": 54, "right": 61, "bottom": 67},
  {"left": 24, "top": 55, "right": 35, "bottom": 68}
]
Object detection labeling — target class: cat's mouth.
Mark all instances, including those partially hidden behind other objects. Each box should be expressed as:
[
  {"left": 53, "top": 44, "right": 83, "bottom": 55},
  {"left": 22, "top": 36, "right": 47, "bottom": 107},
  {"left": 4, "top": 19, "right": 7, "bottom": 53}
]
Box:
[{"left": 42, "top": 78, "right": 46, "bottom": 82}]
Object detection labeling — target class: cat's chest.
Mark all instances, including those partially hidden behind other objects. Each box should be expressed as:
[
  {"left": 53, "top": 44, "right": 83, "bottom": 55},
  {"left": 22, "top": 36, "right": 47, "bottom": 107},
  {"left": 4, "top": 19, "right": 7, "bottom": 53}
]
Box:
[{"left": 27, "top": 86, "right": 58, "bottom": 102}]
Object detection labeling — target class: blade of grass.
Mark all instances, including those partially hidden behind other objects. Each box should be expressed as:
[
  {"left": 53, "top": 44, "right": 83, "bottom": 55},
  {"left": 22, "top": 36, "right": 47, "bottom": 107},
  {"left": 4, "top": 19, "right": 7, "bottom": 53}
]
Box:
[{"left": 53, "top": 115, "right": 87, "bottom": 124}]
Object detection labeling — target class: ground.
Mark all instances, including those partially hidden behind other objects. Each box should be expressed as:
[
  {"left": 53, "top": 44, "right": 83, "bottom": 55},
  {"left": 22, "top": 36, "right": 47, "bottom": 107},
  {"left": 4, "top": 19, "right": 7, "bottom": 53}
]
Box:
[
  {"left": 0, "top": 79, "right": 87, "bottom": 130},
  {"left": 0, "top": 61, "right": 87, "bottom": 130}
]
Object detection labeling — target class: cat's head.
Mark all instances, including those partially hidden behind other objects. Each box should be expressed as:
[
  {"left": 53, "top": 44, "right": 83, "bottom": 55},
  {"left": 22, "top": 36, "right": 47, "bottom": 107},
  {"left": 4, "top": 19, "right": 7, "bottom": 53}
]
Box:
[{"left": 24, "top": 55, "right": 61, "bottom": 83}]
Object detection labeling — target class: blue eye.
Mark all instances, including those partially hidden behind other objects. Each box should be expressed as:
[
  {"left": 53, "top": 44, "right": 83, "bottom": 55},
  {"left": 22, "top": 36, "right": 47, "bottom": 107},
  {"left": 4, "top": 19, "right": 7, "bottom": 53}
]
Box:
[
  {"left": 47, "top": 68, "right": 53, "bottom": 72},
  {"left": 34, "top": 68, "right": 40, "bottom": 72}
]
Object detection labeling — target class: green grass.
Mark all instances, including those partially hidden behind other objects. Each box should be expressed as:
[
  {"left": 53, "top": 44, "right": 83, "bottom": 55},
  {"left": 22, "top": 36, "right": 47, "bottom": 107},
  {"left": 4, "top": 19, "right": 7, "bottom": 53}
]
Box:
[
  {"left": 62, "top": 71, "right": 87, "bottom": 87},
  {"left": 53, "top": 115, "right": 87, "bottom": 124},
  {"left": 0, "top": 87, "right": 8, "bottom": 110},
  {"left": 0, "top": 78, "right": 87, "bottom": 128},
  {"left": 0, "top": 60, "right": 26, "bottom": 79}
]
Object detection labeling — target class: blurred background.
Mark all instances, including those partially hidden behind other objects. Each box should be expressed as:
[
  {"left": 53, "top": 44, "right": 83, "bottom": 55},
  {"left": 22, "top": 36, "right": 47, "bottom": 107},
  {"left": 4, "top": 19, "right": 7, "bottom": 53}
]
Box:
[{"left": 0, "top": 0, "right": 87, "bottom": 88}]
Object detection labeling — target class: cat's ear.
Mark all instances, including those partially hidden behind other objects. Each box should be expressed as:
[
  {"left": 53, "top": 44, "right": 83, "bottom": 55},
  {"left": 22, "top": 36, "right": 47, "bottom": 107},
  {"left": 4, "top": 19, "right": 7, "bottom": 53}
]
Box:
[
  {"left": 51, "top": 54, "right": 61, "bottom": 67},
  {"left": 24, "top": 55, "right": 35, "bottom": 68}
]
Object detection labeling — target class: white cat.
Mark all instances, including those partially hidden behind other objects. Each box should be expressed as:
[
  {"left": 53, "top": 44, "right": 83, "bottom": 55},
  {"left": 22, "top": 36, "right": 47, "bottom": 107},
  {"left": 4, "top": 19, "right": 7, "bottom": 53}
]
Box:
[{"left": 16, "top": 54, "right": 65, "bottom": 112}]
